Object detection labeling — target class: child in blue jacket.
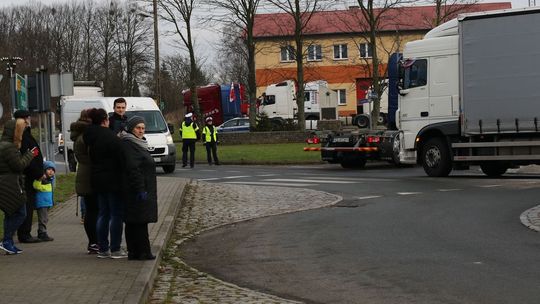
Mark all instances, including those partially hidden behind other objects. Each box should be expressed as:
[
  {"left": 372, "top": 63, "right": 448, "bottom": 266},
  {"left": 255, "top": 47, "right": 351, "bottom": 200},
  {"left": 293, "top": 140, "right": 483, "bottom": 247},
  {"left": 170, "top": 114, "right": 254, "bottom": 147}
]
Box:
[{"left": 33, "top": 161, "right": 56, "bottom": 242}]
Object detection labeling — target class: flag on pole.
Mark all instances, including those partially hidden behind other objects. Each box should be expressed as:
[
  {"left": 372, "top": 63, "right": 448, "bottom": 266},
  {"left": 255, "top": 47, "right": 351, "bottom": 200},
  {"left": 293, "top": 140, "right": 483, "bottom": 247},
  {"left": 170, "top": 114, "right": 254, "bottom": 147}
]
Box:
[{"left": 229, "top": 83, "right": 235, "bottom": 102}]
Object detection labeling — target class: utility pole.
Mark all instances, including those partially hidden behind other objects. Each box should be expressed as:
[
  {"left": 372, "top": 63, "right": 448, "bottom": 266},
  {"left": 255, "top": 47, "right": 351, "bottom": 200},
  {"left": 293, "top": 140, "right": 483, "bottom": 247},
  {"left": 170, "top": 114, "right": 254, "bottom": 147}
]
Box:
[{"left": 153, "top": 0, "right": 161, "bottom": 108}]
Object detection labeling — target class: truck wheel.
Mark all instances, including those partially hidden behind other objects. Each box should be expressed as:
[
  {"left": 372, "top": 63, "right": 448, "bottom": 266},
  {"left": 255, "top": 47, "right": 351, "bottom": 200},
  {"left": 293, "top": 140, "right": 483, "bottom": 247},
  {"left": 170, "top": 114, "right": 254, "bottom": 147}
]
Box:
[
  {"left": 391, "top": 133, "right": 401, "bottom": 166},
  {"left": 340, "top": 157, "right": 367, "bottom": 169},
  {"left": 421, "top": 137, "right": 452, "bottom": 177},
  {"left": 162, "top": 164, "right": 176, "bottom": 174},
  {"left": 480, "top": 162, "right": 508, "bottom": 177},
  {"left": 68, "top": 151, "right": 77, "bottom": 172},
  {"left": 377, "top": 113, "right": 387, "bottom": 125},
  {"left": 353, "top": 114, "right": 370, "bottom": 129}
]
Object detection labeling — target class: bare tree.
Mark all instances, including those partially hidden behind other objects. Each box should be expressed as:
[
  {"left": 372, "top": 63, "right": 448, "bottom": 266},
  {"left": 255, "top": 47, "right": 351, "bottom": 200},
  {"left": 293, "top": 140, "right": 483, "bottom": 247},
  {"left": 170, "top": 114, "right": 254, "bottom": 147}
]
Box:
[
  {"left": 117, "top": 5, "right": 153, "bottom": 95},
  {"left": 159, "top": 54, "right": 211, "bottom": 113},
  {"left": 159, "top": 0, "right": 202, "bottom": 122},
  {"left": 94, "top": 3, "right": 119, "bottom": 96},
  {"left": 352, "top": 0, "right": 410, "bottom": 128},
  {"left": 431, "top": 0, "right": 480, "bottom": 26},
  {"left": 267, "top": 0, "right": 329, "bottom": 131},
  {"left": 215, "top": 25, "right": 249, "bottom": 86},
  {"left": 204, "top": 0, "right": 260, "bottom": 129}
]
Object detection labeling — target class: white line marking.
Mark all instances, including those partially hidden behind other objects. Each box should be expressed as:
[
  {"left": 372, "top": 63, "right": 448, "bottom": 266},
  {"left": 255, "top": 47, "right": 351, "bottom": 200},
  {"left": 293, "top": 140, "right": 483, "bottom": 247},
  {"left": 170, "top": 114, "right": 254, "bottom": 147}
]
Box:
[
  {"left": 224, "top": 181, "right": 315, "bottom": 187},
  {"left": 256, "top": 174, "right": 278, "bottom": 177},
  {"left": 480, "top": 185, "right": 502, "bottom": 188},
  {"left": 304, "top": 176, "right": 396, "bottom": 182},
  {"left": 223, "top": 176, "right": 251, "bottom": 179},
  {"left": 357, "top": 195, "right": 382, "bottom": 200},
  {"left": 397, "top": 192, "right": 421, "bottom": 195},
  {"left": 265, "top": 178, "right": 357, "bottom": 184},
  {"left": 437, "top": 189, "right": 462, "bottom": 192},
  {"left": 198, "top": 178, "right": 220, "bottom": 181}
]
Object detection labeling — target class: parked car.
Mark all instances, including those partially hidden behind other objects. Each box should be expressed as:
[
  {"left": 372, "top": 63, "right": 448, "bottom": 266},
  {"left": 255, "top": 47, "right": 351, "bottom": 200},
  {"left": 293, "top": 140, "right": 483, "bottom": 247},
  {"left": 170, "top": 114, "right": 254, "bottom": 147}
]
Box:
[{"left": 216, "top": 117, "right": 250, "bottom": 133}]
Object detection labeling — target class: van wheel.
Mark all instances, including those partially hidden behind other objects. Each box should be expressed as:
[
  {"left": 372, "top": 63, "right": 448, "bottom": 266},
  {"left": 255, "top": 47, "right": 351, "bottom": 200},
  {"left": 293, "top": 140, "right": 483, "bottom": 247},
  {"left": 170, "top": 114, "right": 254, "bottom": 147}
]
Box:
[
  {"left": 68, "top": 151, "right": 77, "bottom": 172},
  {"left": 421, "top": 137, "right": 452, "bottom": 177},
  {"left": 480, "top": 162, "right": 508, "bottom": 177},
  {"left": 163, "top": 164, "right": 176, "bottom": 174}
]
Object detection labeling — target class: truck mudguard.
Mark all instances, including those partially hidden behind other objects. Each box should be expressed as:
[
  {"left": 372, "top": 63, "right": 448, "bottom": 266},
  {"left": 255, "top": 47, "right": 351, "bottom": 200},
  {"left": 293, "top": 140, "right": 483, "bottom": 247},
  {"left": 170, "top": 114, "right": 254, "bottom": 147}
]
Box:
[{"left": 415, "top": 121, "right": 459, "bottom": 150}]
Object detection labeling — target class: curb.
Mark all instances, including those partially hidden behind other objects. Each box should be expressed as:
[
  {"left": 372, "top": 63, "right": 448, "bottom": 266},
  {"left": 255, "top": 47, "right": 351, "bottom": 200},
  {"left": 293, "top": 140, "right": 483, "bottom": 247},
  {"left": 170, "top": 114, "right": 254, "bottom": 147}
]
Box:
[
  {"left": 519, "top": 204, "right": 540, "bottom": 232},
  {"left": 173, "top": 184, "right": 343, "bottom": 303},
  {"left": 125, "top": 178, "right": 191, "bottom": 304}
]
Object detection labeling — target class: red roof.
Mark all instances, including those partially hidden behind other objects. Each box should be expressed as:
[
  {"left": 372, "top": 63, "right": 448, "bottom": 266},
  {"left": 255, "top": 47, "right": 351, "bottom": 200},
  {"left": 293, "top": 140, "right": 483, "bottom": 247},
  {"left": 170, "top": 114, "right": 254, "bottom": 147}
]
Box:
[{"left": 253, "top": 3, "right": 512, "bottom": 38}]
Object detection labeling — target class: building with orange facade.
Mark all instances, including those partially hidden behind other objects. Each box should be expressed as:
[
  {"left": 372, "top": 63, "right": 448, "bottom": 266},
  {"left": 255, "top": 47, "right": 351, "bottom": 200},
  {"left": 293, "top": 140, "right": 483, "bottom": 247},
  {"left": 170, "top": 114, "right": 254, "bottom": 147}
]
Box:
[{"left": 253, "top": 3, "right": 511, "bottom": 117}]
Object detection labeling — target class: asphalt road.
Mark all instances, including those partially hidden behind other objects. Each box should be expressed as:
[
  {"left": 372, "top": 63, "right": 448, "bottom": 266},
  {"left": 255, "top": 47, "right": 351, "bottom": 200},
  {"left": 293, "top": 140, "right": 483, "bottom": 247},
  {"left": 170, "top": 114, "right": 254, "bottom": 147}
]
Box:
[{"left": 176, "top": 163, "right": 540, "bottom": 304}]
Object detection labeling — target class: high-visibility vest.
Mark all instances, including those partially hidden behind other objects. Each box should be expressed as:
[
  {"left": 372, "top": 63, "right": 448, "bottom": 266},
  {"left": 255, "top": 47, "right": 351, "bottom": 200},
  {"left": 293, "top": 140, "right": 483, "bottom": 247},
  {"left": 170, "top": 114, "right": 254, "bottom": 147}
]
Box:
[
  {"left": 203, "top": 126, "right": 217, "bottom": 142},
  {"left": 181, "top": 122, "right": 198, "bottom": 139}
]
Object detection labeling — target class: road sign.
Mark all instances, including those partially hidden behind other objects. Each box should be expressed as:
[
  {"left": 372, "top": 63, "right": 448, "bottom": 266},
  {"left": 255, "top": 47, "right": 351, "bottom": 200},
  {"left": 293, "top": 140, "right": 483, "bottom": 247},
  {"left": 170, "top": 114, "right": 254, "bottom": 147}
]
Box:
[
  {"left": 16, "top": 73, "right": 28, "bottom": 110},
  {"left": 50, "top": 72, "right": 74, "bottom": 97}
]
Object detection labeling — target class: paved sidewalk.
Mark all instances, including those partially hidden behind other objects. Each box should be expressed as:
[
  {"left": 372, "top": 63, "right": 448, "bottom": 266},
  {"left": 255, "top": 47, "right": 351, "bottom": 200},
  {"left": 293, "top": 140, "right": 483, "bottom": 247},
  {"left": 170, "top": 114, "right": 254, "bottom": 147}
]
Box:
[{"left": 0, "top": 176, "right": 188, "bottom": 304}]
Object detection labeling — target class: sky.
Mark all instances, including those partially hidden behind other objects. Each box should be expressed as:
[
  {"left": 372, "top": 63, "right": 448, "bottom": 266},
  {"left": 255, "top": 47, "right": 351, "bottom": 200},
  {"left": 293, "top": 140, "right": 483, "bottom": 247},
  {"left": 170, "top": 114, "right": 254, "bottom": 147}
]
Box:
[{"left": 0, "top": 0, "right": 535, "bottom": 62}]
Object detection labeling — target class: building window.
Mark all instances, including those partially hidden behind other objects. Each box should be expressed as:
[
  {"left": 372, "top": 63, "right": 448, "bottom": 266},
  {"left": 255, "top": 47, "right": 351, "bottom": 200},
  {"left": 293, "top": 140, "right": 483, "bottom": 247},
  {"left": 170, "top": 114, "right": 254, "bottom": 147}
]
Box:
[
  {"left": 335, "top": 89, "right": 347, "bottom": 105},
  {"left": 359, "top": 43, "right": 373, "bottom": 58},
  {"left": 307, "top": 44, "right": 322, "bottom": 61},
  {"left": 280, "top": 45, "right": 295, "bottom": 62},
  {"left": 333, "top": 44, "right": 348, "bottom": 60}
]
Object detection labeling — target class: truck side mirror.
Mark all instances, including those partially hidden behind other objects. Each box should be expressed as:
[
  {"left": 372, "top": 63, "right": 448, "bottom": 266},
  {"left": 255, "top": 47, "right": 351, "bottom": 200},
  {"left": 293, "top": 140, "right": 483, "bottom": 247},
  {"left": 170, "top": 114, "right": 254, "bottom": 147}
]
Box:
[{"left": 168, "top": 123, "right": 175, "bottom": 134}]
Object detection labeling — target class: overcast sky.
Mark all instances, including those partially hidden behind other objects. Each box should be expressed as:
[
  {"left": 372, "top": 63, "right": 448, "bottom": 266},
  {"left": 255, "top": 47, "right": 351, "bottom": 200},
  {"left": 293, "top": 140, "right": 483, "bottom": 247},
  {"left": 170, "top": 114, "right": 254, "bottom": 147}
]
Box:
[{"left": 0, "top": 0, "right": 534, "bottom": 62}]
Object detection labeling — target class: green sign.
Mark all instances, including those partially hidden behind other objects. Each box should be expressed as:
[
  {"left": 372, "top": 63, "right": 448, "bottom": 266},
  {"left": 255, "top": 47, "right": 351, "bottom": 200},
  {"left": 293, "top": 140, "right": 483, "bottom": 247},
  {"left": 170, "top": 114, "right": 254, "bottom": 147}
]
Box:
[{"left": 15, "top": 73, "right": 27, "bottom": 110}]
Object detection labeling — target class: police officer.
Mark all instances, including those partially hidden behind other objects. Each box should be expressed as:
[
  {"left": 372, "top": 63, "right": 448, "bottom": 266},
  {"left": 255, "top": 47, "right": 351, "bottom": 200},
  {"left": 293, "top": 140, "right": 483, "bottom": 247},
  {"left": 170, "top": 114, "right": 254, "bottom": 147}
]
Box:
[
  {"left": 180, "top": 113, "right": 199, "bottom": 168},
  {"left": 202, "top": 117, "right": 220, "bottom": 166}
]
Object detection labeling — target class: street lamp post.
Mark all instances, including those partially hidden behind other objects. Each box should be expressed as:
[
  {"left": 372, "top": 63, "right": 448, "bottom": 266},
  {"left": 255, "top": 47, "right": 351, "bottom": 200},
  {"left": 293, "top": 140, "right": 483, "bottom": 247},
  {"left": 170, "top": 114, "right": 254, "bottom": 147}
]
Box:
[{"left": 152, "top": 0, "right": 161, "bottom": 107}]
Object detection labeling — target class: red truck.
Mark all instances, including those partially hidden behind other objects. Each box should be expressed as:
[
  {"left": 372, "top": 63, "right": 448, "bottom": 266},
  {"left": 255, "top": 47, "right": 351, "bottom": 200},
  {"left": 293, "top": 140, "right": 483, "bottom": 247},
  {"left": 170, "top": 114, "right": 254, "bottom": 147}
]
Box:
[{"left": 182, "top": 83, "right": 247, "bottom": 126}]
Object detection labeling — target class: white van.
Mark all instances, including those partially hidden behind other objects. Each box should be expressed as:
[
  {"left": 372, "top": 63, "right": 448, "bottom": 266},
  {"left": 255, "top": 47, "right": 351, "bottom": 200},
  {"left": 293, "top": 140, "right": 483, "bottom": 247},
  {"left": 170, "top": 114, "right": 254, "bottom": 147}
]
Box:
[{"left": 61, "top": 97, "right": 176, "bottom": 173}]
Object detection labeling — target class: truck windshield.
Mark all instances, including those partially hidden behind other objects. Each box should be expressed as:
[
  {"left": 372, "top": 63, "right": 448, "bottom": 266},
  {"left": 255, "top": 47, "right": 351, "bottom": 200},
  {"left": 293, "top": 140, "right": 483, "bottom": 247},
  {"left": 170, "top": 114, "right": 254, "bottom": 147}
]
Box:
[{"left": 126, "top": 110, "right": 168, "bottom": 133}]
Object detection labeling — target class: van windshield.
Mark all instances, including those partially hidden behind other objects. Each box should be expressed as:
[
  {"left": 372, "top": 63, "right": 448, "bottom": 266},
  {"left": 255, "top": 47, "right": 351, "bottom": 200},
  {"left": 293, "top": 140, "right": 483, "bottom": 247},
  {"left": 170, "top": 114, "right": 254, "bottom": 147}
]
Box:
[{"left": 126, "top": 110, "right": 168, "bottom": 133}]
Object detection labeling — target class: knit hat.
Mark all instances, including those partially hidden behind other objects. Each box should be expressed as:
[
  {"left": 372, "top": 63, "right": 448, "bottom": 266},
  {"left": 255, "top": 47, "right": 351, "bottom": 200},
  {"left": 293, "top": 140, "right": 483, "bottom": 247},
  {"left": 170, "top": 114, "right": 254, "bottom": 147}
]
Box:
[
  {"left": 13, "top": 110, "right": 31, "bottom": 119},
  {"left": 126, "top": 116, "right": 145, "bottom": 133},
  {"left": 185, "top": 113, "right": 193, "bottom": 118},
  {"left": 43, "top": 161, "right": 56, "bottom": 172},
  {"left": 205, "top": 116, "right": 213, "bottom": 122}
]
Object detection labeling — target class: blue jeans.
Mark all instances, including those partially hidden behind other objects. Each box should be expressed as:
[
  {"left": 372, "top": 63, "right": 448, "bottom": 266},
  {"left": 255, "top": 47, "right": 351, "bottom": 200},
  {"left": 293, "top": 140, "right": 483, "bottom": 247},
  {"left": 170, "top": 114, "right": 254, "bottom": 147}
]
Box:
[
  {"left": 96, "top": 193, "right": 124, "bottom": 252},
  {"left": 3, "top": 204, "right": 27, "bottom": 242}
]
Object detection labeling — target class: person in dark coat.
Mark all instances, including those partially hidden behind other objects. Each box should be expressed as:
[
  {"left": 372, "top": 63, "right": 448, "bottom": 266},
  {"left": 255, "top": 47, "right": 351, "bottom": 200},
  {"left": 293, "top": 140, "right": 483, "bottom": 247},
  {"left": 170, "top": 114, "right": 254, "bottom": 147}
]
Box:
[
  {"left": 109, "top": 98, "right": 128, "bottom": 135},
  {"left": 120, "top": 116, "right": 157, "bottom": 260},
  {"left": 14, "top": 110, "right": 45, "bottom": 243},
  {"left": 83, "top": 108, "right": 127, "bottom": 259},
  {"left": 70, "top": 109, "right": 99, "bottom": 254},
  {"left": 0, "top": 119, "right": 39, "bottom": 254}
]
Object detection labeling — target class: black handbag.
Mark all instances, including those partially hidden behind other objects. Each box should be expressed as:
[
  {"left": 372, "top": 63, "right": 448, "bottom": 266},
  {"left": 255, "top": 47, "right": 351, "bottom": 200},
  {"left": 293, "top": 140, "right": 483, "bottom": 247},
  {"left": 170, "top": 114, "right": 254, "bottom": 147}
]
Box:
[{"left": 0, "top": 174, "right": 27, "bottom": 216}]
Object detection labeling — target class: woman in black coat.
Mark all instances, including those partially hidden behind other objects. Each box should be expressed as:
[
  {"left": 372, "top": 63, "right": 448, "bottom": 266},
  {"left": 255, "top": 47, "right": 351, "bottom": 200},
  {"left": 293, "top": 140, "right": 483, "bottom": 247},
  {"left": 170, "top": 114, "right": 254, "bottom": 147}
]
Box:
[{"left": 120, "top": 116, "right": 158, "bottom": 260}]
